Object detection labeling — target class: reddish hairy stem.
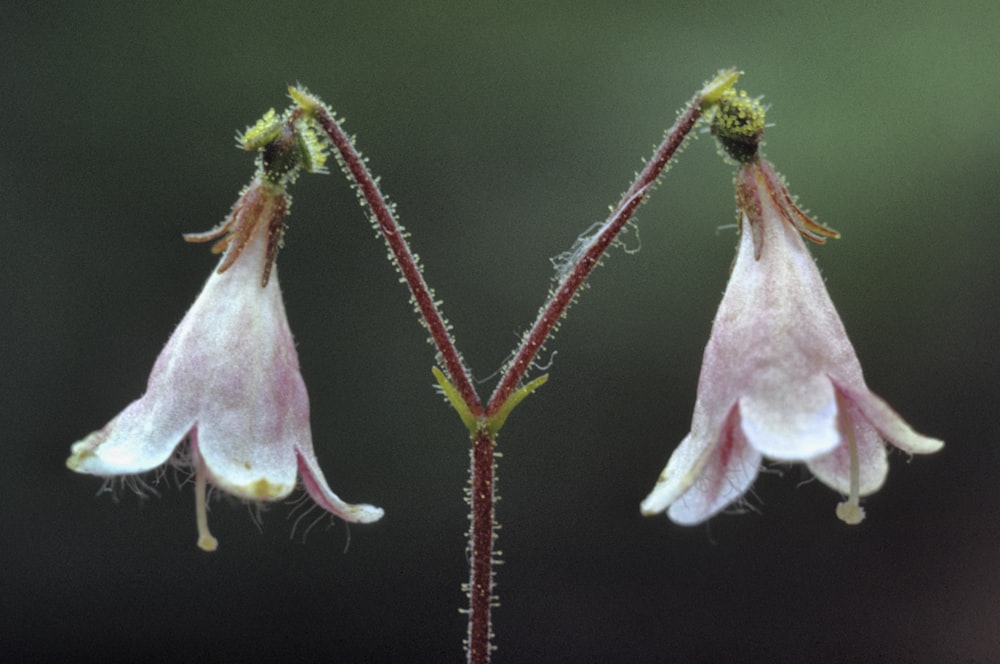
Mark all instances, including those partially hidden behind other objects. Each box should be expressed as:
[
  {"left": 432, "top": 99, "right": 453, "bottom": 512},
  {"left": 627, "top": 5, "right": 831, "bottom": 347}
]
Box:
[
  {"left": 466, "top": 430, "right": 496, "bottom": 663},
  {"left": 485, "top": 96, "right": 705, "bottom": 414},
  {"left": 470, "top": 98, "right": 704, "bottom": 658},
  {"left": 310, "top": 107, "right": 483, "bottom": 414},
  {"left": 308, "top": 84, "right": 706, "bottom": 664}
]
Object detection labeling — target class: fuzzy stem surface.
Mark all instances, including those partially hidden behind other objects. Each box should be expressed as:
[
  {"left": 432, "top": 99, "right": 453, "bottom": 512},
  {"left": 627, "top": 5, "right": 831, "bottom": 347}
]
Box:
[
  {"left": 486, "top": 95, "right": 706, "bottom": 414},
  {"left": 309, "top": 105, "right": 482, "bottom": 414},
  {"left": 308, "top": 79, "right": 713, "bottom": 664},
  {"left": 467, "top": 429, "right": 496, "bottom": 663}
]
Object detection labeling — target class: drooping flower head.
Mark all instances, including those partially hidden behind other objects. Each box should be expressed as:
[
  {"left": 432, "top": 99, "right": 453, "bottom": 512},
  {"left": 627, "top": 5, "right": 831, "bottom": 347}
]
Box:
[
  {"left": 67, "top": 106, "right": 383, "bottom": 551},
  {"left": 641, "top": 89, "right": 943, "bottom": 525}
]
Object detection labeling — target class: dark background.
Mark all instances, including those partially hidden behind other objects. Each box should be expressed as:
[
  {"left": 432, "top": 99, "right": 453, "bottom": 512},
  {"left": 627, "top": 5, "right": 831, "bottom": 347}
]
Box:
[{"left": 4, "top": 2, "right": 997, "bottom": 662}]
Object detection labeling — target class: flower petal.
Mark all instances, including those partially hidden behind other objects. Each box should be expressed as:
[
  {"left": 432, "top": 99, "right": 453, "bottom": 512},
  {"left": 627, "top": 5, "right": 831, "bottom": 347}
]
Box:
[
  {"left": 67, "top": 395, "right": 194, "bottom": 475},
  {"left": 640, "top": 433, "right": 705, "bottom": 516},
  {"left": 167, "top": 213, "right": 304, "bottom": 502},
  {"left": 807, "top": 398, "right": 888, "bottom": 496},
  {"left": 297, "top": 451, "right": 384, "bottom": 523},
  {"left": 197, "top": 409, "right": 298, "bottom": 501},
  {"left": 642, "top": 405, "right": 761, "bottom": 524},
  {"left": 739, "top": 375, "right": 840, "bottom": 461},
  {"left": 833, "top": 380, "right": 944, "bottom": 455},
  {"left": 669, "top": 406, "right": 761, "bottom": 524}
]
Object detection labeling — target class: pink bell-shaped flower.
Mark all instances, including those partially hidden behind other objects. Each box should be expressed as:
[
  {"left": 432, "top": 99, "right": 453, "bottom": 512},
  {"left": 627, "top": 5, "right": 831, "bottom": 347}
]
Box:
[
  {"left": 640, "top": 157, "right": 943, "bottom": 525},
  {"left": 68, "top": 175, "right": 383, "bottom": 551}
]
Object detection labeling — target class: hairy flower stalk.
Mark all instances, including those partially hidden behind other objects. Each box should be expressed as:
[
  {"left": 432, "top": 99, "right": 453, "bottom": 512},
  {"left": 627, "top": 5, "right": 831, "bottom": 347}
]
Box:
[
  {"left": 67, "top": 109, "right": 383, "bottom": 550},
  {"left": 289, "top": 88, "right": 481, "bottom": 415},
  {"left": 487, "top": 70, "right": 740, "bottom": 412},
  {"left": 295, "top": 71, "right": 739, "bottom": 663},
  {"left": 641, "top": 89, "right": 944, "bottom": 525}
]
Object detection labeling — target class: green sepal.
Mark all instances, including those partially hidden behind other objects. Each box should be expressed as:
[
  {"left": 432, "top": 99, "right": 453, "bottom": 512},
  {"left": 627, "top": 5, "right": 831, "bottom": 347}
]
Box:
[
  {"left": 432, "top": 366, "right": 479, "bottom": 433},
  {"left": 486, "top": 374, "right": 549, "bottom": 435}
]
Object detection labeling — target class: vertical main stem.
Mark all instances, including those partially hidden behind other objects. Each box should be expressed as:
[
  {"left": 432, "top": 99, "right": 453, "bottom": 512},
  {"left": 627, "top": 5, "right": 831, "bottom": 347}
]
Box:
[{"left": 467, "top": 429, "right": 496, "bottom": 663}]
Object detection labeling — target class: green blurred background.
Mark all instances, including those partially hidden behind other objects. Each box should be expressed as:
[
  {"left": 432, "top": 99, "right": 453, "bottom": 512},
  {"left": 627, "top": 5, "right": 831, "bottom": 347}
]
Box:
[{"left": 4, "top": 2, "right": 997, "bottom": 661}]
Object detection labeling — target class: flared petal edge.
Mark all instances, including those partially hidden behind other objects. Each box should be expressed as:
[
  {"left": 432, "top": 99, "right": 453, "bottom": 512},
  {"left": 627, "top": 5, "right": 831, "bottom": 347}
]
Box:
[
  {"left": 668, "top": 406, "right": 761, "bottom": 525},
  {"left": 642, "top": 405, "right": 762, "bottom": 524},
  {"left": 832, "top": 379, "right": 944, "bottom": 456},
  {"left": 641, "top": 432, "right": 705, "bottom": 516},
  {"left": 296, "top": 451, "right": 384, "bottom": 524},
  {"left": 67, "top": 397, "right": 194, "bottom": 476}
]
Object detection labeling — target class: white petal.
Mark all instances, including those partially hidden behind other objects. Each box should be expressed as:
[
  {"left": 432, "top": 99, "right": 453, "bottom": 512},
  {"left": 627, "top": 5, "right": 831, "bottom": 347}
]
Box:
[
  {"left": 641, "top": 433, "right": 706, "bottom": 516},
  {"left": 194, "top": 285, "right": 301, "bottom": 499},
  {"left": 739, "top": 376, "right": 840, "bottom": 461},
  {"left": 167, "top": 216, "right": 301, "bottom": 500},
  {"left": 668, "top": 408, "right": 761, "bottom": 524},
  {"left": 807, "top": 404, "right": 888, "bottom": 496},
  {"left": 642, "top": 405, "right": 761, "bottom": 523},
  {"left": 297, "top": 451, "right": 384, "bottom": 523},
  {"left": 834, "top": 380, "right": 944, "bottom": 455},
  {"left": 197, "top": 408, "right": 298, "bottom": 501},
  {"left": 67, "top": 395, "right": 193, "bottom": 475}
]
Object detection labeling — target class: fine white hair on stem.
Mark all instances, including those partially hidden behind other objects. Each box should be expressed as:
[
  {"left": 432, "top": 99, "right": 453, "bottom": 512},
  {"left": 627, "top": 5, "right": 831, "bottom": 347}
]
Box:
[
  {"left": 531, "top": 350, "right": 558, "bottom": 372},
  {"left": 550, "top": 221, "right": 604, "bottom": 287}
]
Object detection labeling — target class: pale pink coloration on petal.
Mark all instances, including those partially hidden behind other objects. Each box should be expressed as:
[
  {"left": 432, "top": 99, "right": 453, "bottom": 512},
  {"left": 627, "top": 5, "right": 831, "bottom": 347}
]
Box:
[
  {"left": 68, "top": 180, "right": 383, "bottom": 549},
  {"left": 641, "top": 159, "right": 942, "bottom": 525}
]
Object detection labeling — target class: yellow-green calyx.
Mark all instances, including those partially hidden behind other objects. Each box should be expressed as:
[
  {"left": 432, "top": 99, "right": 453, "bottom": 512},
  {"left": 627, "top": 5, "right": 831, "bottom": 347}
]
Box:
[
  {"left": 432, "top": 366, "right": 479, "bottom": 432},
  {"left": 712, "top": 89, "right": 766, "bottom": 163},
  {"left": 487, "top": 374, "right": 549, "bottom": 435},
  {"left": 431, "top": 367, "right": 548, "bottom": 437}
]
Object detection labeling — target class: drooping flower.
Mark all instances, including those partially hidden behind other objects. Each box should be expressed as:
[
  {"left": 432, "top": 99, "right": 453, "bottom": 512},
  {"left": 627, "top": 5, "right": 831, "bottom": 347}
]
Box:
[
  {"left": 641, "top": 90, "right": 942, "bottom": 525},
  {"left": 68, "top": 111, "right": 383, "bottom": 550}
]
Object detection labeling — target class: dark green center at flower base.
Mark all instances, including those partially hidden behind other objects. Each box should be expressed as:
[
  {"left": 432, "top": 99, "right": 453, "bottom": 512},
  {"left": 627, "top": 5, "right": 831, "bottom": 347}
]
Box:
[{"left": 712, "top": 89, "right": 766, "bottom": 163}]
